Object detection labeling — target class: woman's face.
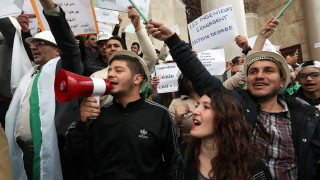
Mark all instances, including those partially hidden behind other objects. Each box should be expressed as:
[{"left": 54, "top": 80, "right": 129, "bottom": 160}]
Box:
[{"left": 190, "top": 95, "right": 215, "bottom": 138}]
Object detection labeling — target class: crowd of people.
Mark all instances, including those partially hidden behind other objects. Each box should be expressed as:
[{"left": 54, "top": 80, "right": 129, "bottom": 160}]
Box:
[{"left": 0, "top": 0, "right": 319, "bottom": 180}]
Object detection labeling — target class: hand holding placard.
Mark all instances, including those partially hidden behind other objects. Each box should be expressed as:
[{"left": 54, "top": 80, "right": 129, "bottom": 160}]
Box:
[{"left": 129, "top": 0, "right": 149, "bottom": 24}]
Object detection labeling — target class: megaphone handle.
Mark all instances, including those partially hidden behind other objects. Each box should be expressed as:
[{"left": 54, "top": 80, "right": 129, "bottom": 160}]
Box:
[{"left": 88, "top": 96, "right": 100, "bottom": 120}]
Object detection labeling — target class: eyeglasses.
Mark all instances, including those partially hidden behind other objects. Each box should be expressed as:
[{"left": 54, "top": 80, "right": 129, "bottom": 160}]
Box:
[
  {"left": 29, "top": 41, "right": 54, "bottom": 47},
  {"left": 298, "top": 72, "right": 320, "bottom": 80},
  {"left": 98, "top": 42, "right": 108, "bottom": 47},
  {"left": 89, "top": 38, "right": 96, "bottom": 41}
]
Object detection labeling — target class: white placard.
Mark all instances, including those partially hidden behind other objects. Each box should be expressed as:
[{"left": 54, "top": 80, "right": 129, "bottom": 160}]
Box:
[
  {"left": 0, "top": 0, "right": 24, "bottom": 18},
  {"left": 314, "top": 42, "right": 320, "bottom": 49},
  {"left": 198, "top": 49, "right": 226, "bottom": 75},
  {"left": 170, "top": 25, "right": 181, "bottom": 36},
  {"left": 155, "top": 62, "right": 180, "bottom": 93},
  {"left": 22, "top": 0, "right": 38, "bottom": 36},
  {"left": 97, "top": 22, "right": 113, "bottom": 34},
  {"left": 188, "top": 5, "right": 239, "bottom": 53},
  {"left": 93, "top": 0, "right": 150, "bottom": 16},
  {"left": 32, "top": 0, "right": 98, "bottom": 35},
  {"left": 94, "top": 8, "right": 119, "bottom": 24},
  {"left": 248, "top": 36, "right": 277, "bottom": 52}
]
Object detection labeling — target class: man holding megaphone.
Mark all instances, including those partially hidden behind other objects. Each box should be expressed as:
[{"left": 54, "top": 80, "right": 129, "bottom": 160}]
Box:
[{"left": 65, "top": 50, "right": 183, "bottom": 180}]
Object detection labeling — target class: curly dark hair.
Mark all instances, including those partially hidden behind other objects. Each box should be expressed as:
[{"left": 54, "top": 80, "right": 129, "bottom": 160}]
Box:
[{"left": 186, "top": 88, "right": 256, "bottom": 180}]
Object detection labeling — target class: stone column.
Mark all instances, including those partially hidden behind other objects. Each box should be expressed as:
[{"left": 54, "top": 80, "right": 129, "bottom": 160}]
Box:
[
  {"left": 303, "top": 0, "right": 320, "bottom": 60},
  {"left": 244, "top": 0, "right": 259, "bottom": 38},
  {"left": 200, "top": 0, "right": 247, "bottom": 60}
]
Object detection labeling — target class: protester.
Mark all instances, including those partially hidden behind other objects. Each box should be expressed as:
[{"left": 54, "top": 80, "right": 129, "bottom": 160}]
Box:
[
  {"left": 293, "top": 60, "right": 320, "bottom": 107},
  {"left": 91, "top": 5, "right": 157, "bottom": 105},
  {"left": 147, "top": 18, "right": 320, "bottom": 179},
  {"left": 84, "top": 34, "right": 100, "bottom": 75},
  {"left": 5, "top": 0, "right": 83, "bottom": 179},
  {"left": 169, "top": 74, "right": 199, "bottom": 142},
  {"left": 65, "top": 50, "right": 183, "bottom": 180},
  {"left": 280, "top": 64, "right": 300, "bottom": 95},
  {"left": 184, "top": 88, "right": 271, "bottom": 180}
]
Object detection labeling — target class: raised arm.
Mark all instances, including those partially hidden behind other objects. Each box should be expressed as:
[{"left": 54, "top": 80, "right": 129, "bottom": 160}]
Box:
[
  {"left": 253, "top": 18, "right": 279, "bottom": 51},
  {"left": 146, "top": 21, "right": 223, "bottom": 95},
  {"left": 40, "top": 0, "right": 83, "bottom": 74}
]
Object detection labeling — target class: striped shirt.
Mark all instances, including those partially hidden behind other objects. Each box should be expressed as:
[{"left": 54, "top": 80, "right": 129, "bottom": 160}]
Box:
[{"left": 252, "top": 98, "right": 298, "bottom": 180}]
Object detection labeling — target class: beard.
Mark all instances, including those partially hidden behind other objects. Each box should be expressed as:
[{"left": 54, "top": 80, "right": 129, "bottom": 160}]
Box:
[
  {"left": 110, "top": 78, "right": 135, "bottom": 98},
  {"left": 250, "top": 86, "right": 280, "bottom": 103}
]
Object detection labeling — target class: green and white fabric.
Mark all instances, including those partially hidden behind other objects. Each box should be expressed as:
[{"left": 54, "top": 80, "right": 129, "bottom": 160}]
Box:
[{"left": 5, "top": 57, "right": 62, "bottom": 180}]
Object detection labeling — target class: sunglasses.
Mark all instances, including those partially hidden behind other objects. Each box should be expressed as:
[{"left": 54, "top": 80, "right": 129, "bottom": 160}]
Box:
[{"left": 298, "top": 72, "right": 320, "bottom": 80}]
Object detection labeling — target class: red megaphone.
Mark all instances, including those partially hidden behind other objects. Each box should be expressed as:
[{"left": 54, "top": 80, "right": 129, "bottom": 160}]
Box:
[{"left": 54, "top": 69, "right": 111, "bottom": 103}]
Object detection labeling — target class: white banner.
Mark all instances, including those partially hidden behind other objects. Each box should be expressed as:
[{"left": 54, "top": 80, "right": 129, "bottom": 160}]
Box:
[
  {"left": 248, "top": 36, "right": 277, "bottom": 52},
  {"left": 188, "top": 5, "right": 239, "bottom": 53},
  {"left": 94, "top": 7, "right": 119, "bottom": 24},
  {"left": 32, "top": 0, "right": 98, "bottom": 35},
  {"left": 155, "top": 62, "right": 180, "bottom": 93},
  {"left": 0, "top": 0, "right": 24, "bottom": 18},
  {"left": 92, "top": 0, "right": 150, "bottom": 16},
  {"left": 97, "top": 22, "right": 113, "bottom": 33},
  {"left": 198, "top": 49, "right": 226, "bottom": 75}
]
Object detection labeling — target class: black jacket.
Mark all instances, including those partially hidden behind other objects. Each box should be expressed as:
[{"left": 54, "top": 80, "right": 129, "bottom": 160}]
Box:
[
  {"left": 65, "top": 97, "right": 183, "bottom": 180},
  {"left": 292, "top": 87, "right": 320, "bottom": 106},
  {"left": 165, "top": 34, "right": 320, "bottom": 180}
]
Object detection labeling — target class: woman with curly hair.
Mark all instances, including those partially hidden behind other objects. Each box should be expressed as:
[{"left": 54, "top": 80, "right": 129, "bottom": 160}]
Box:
[{"left": 184, "top": 88, "right": 271, "bottom": 180}]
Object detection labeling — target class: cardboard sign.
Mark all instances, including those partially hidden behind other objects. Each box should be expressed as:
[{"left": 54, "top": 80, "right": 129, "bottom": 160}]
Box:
[
  {"left": 94, "top": 7, "right": 119, "bottom": 24},
  {"left": 248, "top": 36, "right": 277, "bottom": 52},
  {"left": 97, "top": 22, "right": 113, "bottom": 33},
  {"left": 0, "top": 0, "right": 24, "bottom": 18},
  {"left": 198, "top": 49, "right": 226, "bottom": 75},
  {"left": 155, "top": 62, "right": 180, "bottom": 93},
  {"left": 31, "top": 0, "right": 98, "bottom": 35},
  {"left": 188, "top": 5, "right": 239, "bottom": 53},
  {"left": 92, "top": 0, "right": 150, "bottom": 16}
]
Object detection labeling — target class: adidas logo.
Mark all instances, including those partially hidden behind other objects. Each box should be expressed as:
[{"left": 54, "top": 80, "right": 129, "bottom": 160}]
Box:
[{"left": 138, "top": 129, "right": 148, "bottom": 139}]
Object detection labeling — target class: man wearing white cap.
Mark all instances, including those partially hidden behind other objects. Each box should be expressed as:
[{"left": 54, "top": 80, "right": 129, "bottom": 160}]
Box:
[
  {"left": 147, "top": 18, "right": 320, "bottom": 179},
  {"left": 5, "top": 0, "right": 83, "bottom": 179},
  {"left": 66, "top": 50, "right": 183, "bottom": 179},
  {"left": 293, "top": 60, "right": 320, "bottom": 107}
]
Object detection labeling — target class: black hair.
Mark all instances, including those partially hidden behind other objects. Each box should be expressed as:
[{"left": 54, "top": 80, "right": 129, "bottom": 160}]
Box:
[
  {"left": 131, "top": 42, "right": 140, "bottom": 49},
  {"left": 155, "top": 49, "right": 160, "bottom": 54},
  {"left": 86, "top": 34, "right": 97, "bottom": 40},
  {"left": 177, "top": 74, "right": 194, "bottom": 97},
  {"left": 98, "top": 36, "right": 127, "bottom": 50},
  {"left": 232, "top": 56, "right": 241, "bottom": 65},
  {"left": 301, "top": 60, "right": 316, "bottom": 67}
]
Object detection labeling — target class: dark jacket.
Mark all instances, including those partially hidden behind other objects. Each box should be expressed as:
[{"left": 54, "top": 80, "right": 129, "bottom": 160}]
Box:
[
  {"left": 184, "top": 156, "right": 272, "bottom": 180},
  {"left": 165, "top": 34, "right": 320, "bottom": 180},
  {"left": 292, "top": 87, "right": 320, "bottom": 106},
  {"left": 65, "top": 97, "right": 183, "bottom": 180}
]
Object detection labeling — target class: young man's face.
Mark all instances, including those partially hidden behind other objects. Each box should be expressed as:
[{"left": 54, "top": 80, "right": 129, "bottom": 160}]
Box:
[
  {"left": 99, "top": 39, "right": 123, "bottom": 62},
  {"left": 131, "top": 44, "right": 140, "bottom": 54},
  {"left": 107, "top": 60, "right": 141, "bottom": 97},
  {"left": 87, "top": 35, "right": 97, "bottom": 49},
  {"left": 298, "top": 67, "right": 320, "bottom": 94},
  {"left": 247, "top": 60, "right": 285, "bottom": 100}
]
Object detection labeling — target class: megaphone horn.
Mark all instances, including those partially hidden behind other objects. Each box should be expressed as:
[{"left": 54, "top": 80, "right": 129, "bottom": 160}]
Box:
[{"left": 54, "top": 69, "right": 111, "bottom": 103}]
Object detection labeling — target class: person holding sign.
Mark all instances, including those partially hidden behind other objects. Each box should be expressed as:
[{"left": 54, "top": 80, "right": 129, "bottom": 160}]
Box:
[
  {"left": 5, "top": 0, "right": 83, "bottom": 179},
  {"left": 147, "top": 17, "right": 320, "bottom": 179},
  {"left": 91, "top": 5, "right": 157, "bottom": 106},
  {"left": 65, "top": 50, "right": 183, "bottom": 180}
]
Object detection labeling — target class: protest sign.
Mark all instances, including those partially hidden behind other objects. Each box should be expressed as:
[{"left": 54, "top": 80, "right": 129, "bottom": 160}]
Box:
[
  {"left": 0, "top": 0, "right": 24, "bottom": 18},
  {"left": 92, "top": 0, "right": 150, "bottom": 16},
  {"left": 31, "top": 0, "right": 98, "bottom": 35},
  {"left": 198, "top": 49, "right": 226, "bottom": 75},
  {"left": 248, "top": 36, "right": 277, "bottom": 52},
  {"left": 97, "top": 22, "right": 113, "bottom": 34},
  {"left": 155, "top": 62, "right": 180, "bottom": 93},
  {"left": 188, "top": 5, "right": 239, "bottom": 53},
  {"left": 94, "top": 7, "right": 119, "bottom": 24},
  {"left": 23, "top": 0, "right": 38, "bottom": 36},
  {"left": 170, "top": 25, "right": 181, "bottom": 36}
]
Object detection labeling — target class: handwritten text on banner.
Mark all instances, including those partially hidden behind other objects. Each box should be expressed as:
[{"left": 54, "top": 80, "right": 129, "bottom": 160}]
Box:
[
  {"left": 32, "top": 0, "right": 98, "bottom": 35},
  {"left": 94, "top": 7, "right": 119, "bottom": 24},
  {"left": 93, "top": 0, "right": 150, "bottom": 16},
  {"left": 188, "top": 5, "right": 239, "bottom": 53},
  {"left": 198, "top": 49, "right": 226, "bottom": 75},
  {"left": 155, "top": 62, "right": 180, "bottom": 93}
]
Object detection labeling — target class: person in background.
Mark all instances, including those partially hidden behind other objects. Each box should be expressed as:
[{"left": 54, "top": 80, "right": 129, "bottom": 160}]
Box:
[
  {"left": 280, "top": 64, "right": 300, "bottom": 95},
  {"left": 184, "top": 88, "right": 271, "bottom": 180},
  {"left": 131, "top": 41, "right": 143, "bottom": 57}
]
